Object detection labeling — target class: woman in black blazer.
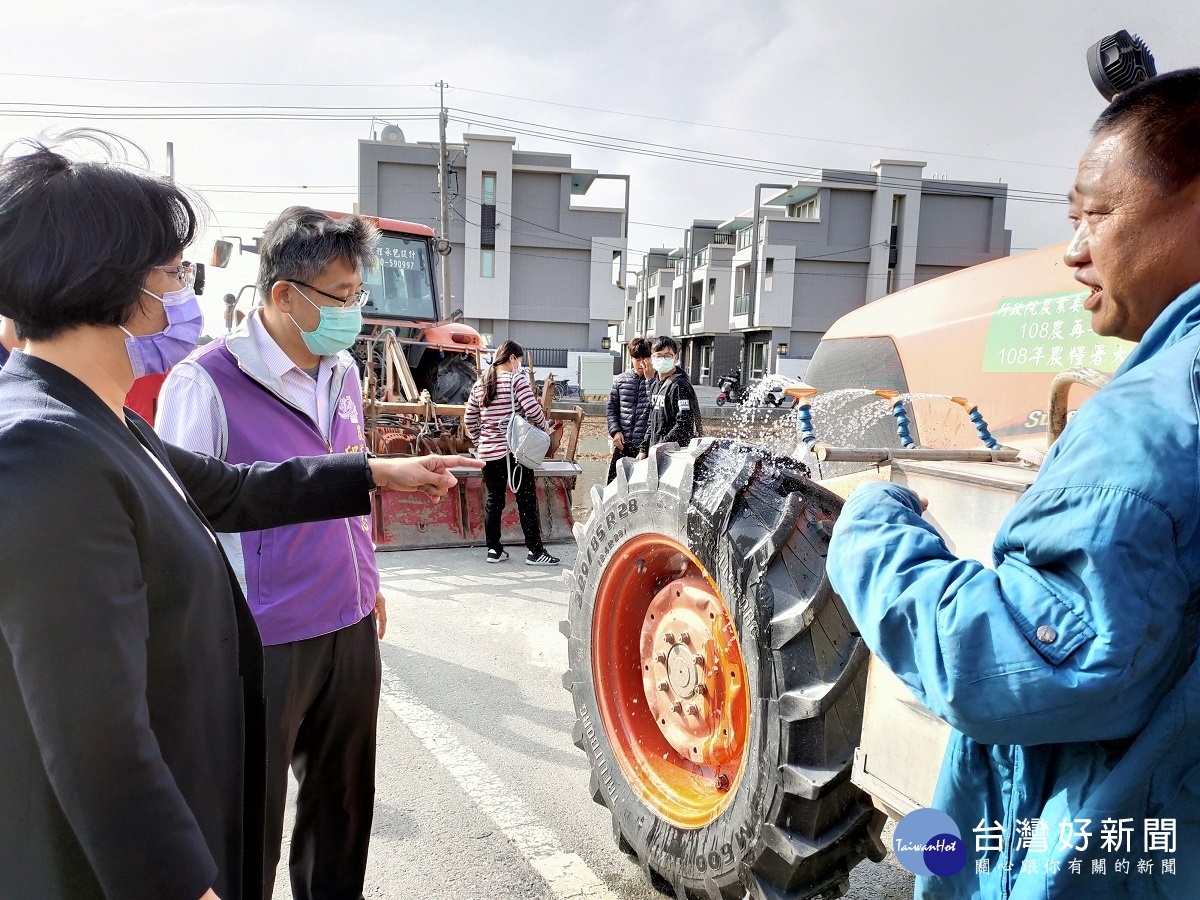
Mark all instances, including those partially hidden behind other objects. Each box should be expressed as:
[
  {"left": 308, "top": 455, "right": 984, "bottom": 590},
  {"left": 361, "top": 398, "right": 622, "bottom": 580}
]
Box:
[{"left": 0, "top": 138, "right": 480, "bottom": 900}]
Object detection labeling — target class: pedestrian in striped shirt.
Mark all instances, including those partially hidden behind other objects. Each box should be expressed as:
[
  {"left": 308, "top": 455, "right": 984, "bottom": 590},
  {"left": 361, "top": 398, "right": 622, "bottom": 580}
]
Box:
[{"left": 465, "top": 340, "right": 560, "bottom": 565}]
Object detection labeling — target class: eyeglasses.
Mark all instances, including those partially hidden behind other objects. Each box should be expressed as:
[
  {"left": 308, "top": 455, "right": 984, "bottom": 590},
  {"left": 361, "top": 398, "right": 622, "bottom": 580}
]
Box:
[
  {"left": 153, "top": 262, "right": 196, "bottom": 288},
  {"left": 288, "top": 280, "right": 370, "bottom": 308}
]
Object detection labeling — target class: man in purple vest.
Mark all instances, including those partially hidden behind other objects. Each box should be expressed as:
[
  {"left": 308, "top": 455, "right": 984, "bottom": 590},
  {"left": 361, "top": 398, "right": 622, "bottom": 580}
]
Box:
[{"left": 158, "top": 207, "right": 385, "bottom": 900}]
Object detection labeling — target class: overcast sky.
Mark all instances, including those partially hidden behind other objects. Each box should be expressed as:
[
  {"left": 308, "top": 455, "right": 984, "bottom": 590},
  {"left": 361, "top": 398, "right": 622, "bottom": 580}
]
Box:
[{"left": 2, "top": 1, "right": 1196, "bottom": 332}]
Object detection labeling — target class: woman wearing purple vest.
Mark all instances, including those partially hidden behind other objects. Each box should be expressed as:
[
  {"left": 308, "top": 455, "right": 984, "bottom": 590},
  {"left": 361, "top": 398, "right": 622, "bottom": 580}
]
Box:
[{"left": 0, "top": 136, "right": 480, "bottom": 900}]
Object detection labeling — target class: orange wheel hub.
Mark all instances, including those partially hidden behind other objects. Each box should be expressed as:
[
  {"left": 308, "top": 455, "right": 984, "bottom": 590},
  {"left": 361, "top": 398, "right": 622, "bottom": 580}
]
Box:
[{"left": 591, "top": 534, "right": 750, "bottom": 828}]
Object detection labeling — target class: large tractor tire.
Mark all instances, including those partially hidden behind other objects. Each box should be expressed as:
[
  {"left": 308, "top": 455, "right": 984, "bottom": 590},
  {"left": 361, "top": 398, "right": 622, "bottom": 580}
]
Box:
[{"left": 561, "top": 438, "right": 885, "bottom": 899}]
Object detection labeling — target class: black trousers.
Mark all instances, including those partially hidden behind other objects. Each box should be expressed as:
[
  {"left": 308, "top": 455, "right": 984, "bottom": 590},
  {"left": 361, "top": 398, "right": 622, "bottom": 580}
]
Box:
[
  {"left": 607, "top": 445, "right": 638, "bottom": 483},
  {"left": 263, "top": 613, "right": 381, "bottom": 900},
  {"left": 482, "top": 454, "right": 544, "bottom": 555}
]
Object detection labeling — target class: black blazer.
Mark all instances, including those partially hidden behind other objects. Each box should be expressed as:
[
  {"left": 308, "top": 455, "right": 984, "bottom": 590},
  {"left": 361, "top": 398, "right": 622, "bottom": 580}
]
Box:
[{"left": 0, "top": 353, "right": 373, "bottom": 900}]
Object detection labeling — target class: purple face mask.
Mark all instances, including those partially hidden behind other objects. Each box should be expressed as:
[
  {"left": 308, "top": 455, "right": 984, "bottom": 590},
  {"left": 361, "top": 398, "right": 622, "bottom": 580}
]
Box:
[{"left": 121, "top": 286, "right": 204, "bottom": 378}]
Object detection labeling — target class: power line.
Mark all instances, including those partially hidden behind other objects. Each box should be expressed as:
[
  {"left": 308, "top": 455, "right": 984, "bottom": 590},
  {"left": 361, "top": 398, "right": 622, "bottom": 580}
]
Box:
[
  {"left": 0, "top": 71, "right": 432, "bottom": 89},
  {"left": 450, "top": 110, "right": 1067, "bottom": 206},
  {"left": 0, "top": 102, "right": 439, "bottom": 111},
  {"left": 449, "top": 86, "right": 1075, "bottom": 172},
  {"left": 0, "top": 96, "right": 1065, "bottom": 204},
  {"left": 0, "top": 70, "right": 1072, "bottom": 172}
]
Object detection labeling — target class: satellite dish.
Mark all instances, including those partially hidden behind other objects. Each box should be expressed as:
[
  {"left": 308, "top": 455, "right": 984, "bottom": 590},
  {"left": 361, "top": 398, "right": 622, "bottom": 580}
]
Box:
[{"left": 380, "top": 124, "right": 406, "bottom": 143}]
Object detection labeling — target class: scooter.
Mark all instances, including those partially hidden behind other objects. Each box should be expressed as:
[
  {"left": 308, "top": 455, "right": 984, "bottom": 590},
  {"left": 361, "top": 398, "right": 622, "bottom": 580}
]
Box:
[
  {"left": 715, "top": 370, "right": 748, "bottom": 406},
  {"left": 764, "top": 383, "right": 799, "bottom": 408}
]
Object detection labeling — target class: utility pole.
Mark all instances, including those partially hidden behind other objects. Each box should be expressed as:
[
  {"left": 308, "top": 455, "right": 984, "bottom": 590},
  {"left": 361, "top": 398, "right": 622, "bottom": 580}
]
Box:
[{"left": 436, "top": 80, "right": 452, "bottom": 320}]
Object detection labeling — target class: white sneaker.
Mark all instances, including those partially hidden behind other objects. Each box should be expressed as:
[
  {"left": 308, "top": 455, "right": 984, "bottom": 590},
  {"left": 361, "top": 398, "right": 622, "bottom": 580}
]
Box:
[
  {"left": 486, "top": 549, "right": 510, "bottom": 563},
  {"left": 526, "top": 551, "right": 560, "bottom": 566}
]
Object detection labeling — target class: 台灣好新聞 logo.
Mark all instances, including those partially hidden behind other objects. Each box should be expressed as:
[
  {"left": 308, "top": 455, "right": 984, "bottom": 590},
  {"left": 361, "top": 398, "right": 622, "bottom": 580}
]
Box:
[{"left": 893, "top": 808, "right": 967, "bottom": 877}]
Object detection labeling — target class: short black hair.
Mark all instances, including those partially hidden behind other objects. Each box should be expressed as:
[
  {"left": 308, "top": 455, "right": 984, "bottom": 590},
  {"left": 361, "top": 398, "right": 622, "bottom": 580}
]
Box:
[
  {"left": 0, "top": 137, "right": 199, "bottom": 341},
  {"left": 627, "top": 336, "right": 651, "bottom": 358},
  {"left": 1093, "top": 68, "right": 1200, "bottom": 194},
  {"left": 257, "top": 206, "right": 379, "bottom": 297},
  {"left": 652, "top": 335, "right": 679, "bottom": 355}
]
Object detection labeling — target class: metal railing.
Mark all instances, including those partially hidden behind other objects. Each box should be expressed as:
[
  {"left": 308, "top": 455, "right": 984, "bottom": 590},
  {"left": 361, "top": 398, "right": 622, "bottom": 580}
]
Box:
[
  {"left": 525, "top": 347, "right": 568, "bottom": 368},
  {"left": 733, "top": 293, "right": 750, "bottom": 316}
]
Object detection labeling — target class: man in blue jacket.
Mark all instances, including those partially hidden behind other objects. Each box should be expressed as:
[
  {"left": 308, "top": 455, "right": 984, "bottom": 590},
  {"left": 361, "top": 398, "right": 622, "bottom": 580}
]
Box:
[
  {"left": 607, "top": 336, "right": 651, "bottom": 483},
  {"left": 828, "top": 70, "right": 1200, "bottom": 898}
]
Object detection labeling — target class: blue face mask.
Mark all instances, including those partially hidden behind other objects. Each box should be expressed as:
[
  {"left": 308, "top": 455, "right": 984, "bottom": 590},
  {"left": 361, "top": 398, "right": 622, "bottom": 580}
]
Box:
[
  {"left": 652, "top": 355, "right": 676, "bottom": 375},
  {"left": 289, "top": 283, "right": 362, "bottom": 356},
  {"left": 121, "top": 286, "right": 204, "bottom": 378}
]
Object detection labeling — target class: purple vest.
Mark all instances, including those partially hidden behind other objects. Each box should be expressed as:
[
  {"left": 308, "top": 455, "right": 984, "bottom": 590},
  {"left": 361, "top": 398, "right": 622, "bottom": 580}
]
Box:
[{"left": 194, "top": 340, "right": 379, "bottom": 645}]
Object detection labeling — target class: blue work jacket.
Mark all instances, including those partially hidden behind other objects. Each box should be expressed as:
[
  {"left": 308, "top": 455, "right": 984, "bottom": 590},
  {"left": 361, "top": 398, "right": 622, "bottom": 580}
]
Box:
[{"left": 828, "top": 280, "right": 1200, "bottom": 899}]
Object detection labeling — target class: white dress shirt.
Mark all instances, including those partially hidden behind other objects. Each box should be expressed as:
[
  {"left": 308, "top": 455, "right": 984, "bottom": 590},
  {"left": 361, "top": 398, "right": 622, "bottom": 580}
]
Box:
[{"left": 157, "top": 312, "right": 339, "bottom": 455}]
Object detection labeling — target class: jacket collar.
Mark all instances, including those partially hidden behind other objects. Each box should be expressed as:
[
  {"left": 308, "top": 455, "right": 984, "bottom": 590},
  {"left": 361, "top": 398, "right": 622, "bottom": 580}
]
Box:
[{"left": 1114, "top": 279, "right": 1200, "bottom": 379}]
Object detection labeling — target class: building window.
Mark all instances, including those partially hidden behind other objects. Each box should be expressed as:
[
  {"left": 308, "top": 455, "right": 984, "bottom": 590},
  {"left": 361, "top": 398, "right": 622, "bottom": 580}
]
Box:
[
  {"left": 748, "top": 342, "right": 767, "bottom": 380},
  {"left": 764, "top": 257, "right": 774, "bottom": 290},
  {"left": 790, "top": 196, "right": 820, "bottom": 219},
  {"left": 700, "top": 344, "right": 713, "bottom": 380},
  {"left": 733, "top": 264, "right": 750, "bottom": 315},
  {"left": 612, "top": 251, "right": 622, "bottom": 286},
  {"left": 887, "top": 194, "right": 903, "bottom": 293},
  {"left": 482, "top": 173, "right": 496, "bottom": 204},
  {"left": 708, "top": 277, "right": 716, "bottom": 305},
  {"left": 480, "top": 249, "right": 494, "bottom": 278},
  {"left": 689, "top": 291, "right": 702, "bottom": 324}
]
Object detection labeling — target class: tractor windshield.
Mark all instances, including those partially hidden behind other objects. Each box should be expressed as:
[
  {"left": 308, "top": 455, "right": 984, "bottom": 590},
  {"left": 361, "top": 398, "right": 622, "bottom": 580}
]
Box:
[{"left": 361, "top": 233, "right": 437, "bottom": 322}]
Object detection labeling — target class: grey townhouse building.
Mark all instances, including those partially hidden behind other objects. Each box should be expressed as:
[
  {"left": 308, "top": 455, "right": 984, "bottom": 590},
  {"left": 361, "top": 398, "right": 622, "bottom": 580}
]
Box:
[
  {"left": 619, "top": 159, "right": 1011, "bottom": 385},
  {"left": 359, "top": 131, "right": 630, "bottom": 366}
]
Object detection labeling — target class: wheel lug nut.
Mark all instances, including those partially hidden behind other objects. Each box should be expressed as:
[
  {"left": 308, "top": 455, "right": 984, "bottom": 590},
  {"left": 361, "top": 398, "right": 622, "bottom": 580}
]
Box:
[
  {"left": 696, "top": 682, "right": 708, "bottom": 695},
  {"left": 663, "top": 632, "right": 676, "bottom": 644},
  {"left": 686, "top": 704, "right": 700, "bottom": 716},
  {"left": 654, "top": 651, "right": 668, "bottom": 664},
  {"left": 693, "top": 654, "right": 705, "bottom": 666},
  {"left": 715, "top": 774, "right": 731, "bottom": 792},
  {"left": 657, "top": 680, "right": 669, "bottom": 692},
  {"left": 679, "top": 631, "right": 691, "bottom": 644}
]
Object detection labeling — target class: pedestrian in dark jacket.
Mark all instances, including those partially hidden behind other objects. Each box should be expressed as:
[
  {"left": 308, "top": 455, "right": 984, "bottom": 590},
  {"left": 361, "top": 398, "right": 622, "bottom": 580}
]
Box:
[
  {"left": 639, "top": 335, "right": 701, "bottom": 457},
  {"left": 606, "top": 336, "right": 651, "bottom": 482}
]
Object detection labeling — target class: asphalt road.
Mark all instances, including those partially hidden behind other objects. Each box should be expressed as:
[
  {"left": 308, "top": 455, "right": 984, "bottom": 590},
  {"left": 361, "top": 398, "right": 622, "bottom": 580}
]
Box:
[{"left": 270, "top": 519, "right": 915, "bottom": 900}]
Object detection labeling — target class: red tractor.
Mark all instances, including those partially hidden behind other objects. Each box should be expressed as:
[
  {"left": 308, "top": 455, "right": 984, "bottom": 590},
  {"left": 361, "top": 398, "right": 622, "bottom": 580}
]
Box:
[{"left": 211, "top": 212, "right": 583, "bottom": 552}]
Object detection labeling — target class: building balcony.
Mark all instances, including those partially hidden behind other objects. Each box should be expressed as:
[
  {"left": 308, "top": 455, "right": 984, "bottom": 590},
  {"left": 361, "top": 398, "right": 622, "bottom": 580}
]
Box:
[
  {"left": 688, "top": 304, "right": 702, "bottom": 325},
  {"left": 733, "top": 293, "right": 750, "bottom": 316}
]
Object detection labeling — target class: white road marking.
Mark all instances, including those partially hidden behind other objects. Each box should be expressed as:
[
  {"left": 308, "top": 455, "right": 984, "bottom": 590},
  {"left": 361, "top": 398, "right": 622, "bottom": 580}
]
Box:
[{"left": 380, "top": 663, "right": 620, "bottom": 900}]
